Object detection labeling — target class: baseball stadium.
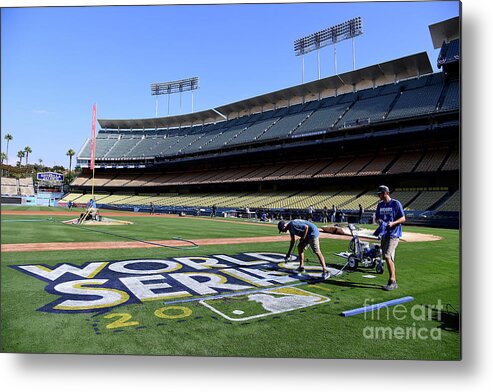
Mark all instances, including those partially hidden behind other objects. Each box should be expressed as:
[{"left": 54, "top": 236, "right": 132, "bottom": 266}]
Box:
[{"left": 1, "top": 14, "right": 460, "bottom": 360}]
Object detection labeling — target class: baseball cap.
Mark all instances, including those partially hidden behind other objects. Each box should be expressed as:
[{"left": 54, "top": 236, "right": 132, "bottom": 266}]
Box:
[
  {"left": 278, "top": 220, "right": 287, "bottom": 233},
  {"left": 377, "top": 185, "right": 390, "bottom": 194}
]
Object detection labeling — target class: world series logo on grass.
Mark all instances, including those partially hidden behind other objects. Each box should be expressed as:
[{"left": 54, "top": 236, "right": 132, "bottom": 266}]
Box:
[{"left": 11, "top": 252, "right": 331, "bottom": 321}]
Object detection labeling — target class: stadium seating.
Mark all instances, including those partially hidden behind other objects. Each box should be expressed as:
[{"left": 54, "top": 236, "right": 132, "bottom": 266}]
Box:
[
  {"left": 18, "top": 178, "right": 35, "bottom": 196},
  {"left": 225, "top": 118, "right": 280, "bottom": 146},
  {"left": 104, "top": 173, "right": 142, "bottom": 187},
  {"left": 76, "top": 72, "right": 459, "bottom": 165},
  {"left": 96, "top": 194, "right": 140, "bottom": 204},
  {"left": 59, "top": 192, "right": 84, "bottom": 203},
  {"left": 280, "top": 191, "right": 342, "bottom": 210},
  {"left": 291, "top": 161, "right": 332, "bottom": 179},
  {"left": 340, "top": 190, "right": 379, "bottom": 211},
  {"left": 88, "top": 173, "right": 118, "bottom": 186},
  {"left": 124, "top": 173, "right": 163, "bottom": 187},
  {"left": 414, "top": 150, "right": 448, "bottom": 172},
  {"left": 126, "top": 136, "right": 165, "bottom": 158},
  {"left": 334, "top": 156, "right": 373, "bottom": 177},
  {"left": 441, "top": 150, "right": 460, "bottom": 171},
  {"left": 438, "top": 39, "right": 460, "bottom": 68},
  {"left": 104, "top": 136, "right": 142, "bottom": 158},
  {"left": 386, "top": 83, "right": 443, "bottom": 120},
  {"left": 79, "top": 135, "right": 119, "bottom": 158},
  {"left": 386, "top": 151, "right": 424, "bottom": 174},
  {"left": 256, "top": 111, "right": 312, "bottom": 141},
  {"left": 388, "top": 190, "right": 420, "bottom": 207},
  {"left": 1, "top": 177, "right": 18, "bottom": 195},
  {"left": 322, "top": 191, "right": 361, "bottom": 209},
  {"left": 376, "top": 82, "right": 404, "bottom": 96},
  {"left": 290, "top": 104, "right": 349, "bottom": 136},
  {"left": 314, "top": 156, "right": 355, "bottom": 177},
  {"left": 68, "top": 65, "right": 458, "bottom": 224},
  {"left": 71, "top": 173, "right": 91, "bottom": 186},
  {"left": 339, "top": 94, "right": 396, "bottom": 126},
  {"left": 436, "top": 191, "right": 460, "bottom": 212},
  {"left": 1, "top": 185, "right": 18, "bottom": 195},
  {"left": 405, "top": 190, "right": 448, "bottom": 211},
  {"left": 357, "top": 87, "right": 381, "bottom": 100},
  {"left": 440, "top": 80, "right": 460, "bottom": 111},
  {"left": 357, "top": 154, "right": 396, "bottom": 176},
  {"left": 191, "top": 125, "right": 247, "bottom": 152},
  {"left": 71, "top": 193, "right": 111, "bottom": 205},
  {"left": 61, "top": 186, "right": 458, "bottom": 215}
]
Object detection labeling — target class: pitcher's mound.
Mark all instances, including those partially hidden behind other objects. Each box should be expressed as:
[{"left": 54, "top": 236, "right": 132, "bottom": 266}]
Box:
[
  {"left": 320, "top": 225, "right": 441, "bottom": 242},
  {"left": 63, "top": 217, "right": 133, "bottom": 225}
]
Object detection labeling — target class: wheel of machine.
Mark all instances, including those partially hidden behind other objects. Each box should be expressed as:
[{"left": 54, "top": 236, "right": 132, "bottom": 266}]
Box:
[
  {"left": 348, "top": 255, "right": 358, "bottom": 270},
  {"left": 366, "top": 258, "right": 376, "bottom": 268},
  {"left": 376, "top": 262, "right": 384, "bottom": 274}
]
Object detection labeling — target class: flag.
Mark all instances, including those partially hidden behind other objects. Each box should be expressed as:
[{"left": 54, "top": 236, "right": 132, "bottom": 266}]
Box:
[{"left": 90, "top": 104, "right": 97, "bottom": 170}]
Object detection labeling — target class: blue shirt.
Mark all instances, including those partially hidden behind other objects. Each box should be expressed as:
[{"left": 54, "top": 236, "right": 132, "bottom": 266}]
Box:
[
  {"left": 289, "top": 219, "right": 319, "bottom": 239},
  {"left": 375, "top": 199, "right": 405, "bottom": 238}
]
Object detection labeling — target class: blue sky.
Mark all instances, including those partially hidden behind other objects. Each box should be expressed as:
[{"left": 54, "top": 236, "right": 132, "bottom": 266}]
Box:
[{"left": 1, "top": 1, "right": 460, "bottom": 168}]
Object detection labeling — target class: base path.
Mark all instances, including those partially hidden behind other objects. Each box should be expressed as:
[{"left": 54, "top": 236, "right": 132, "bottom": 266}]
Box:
[
  {"left": 1, "top": 235, "right": 291, "bottom": 253},
  {"left": 1, "top": 210, "right": 441, "bottom": 252},
  {"left": 2, "top": 230, "right": 441, "bottom": 253}
]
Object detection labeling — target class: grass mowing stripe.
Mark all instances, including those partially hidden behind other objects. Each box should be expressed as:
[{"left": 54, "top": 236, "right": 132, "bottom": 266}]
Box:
[
  {"left": 1, "top": 219, "right": 54, "bottom": 223},
  {"left": 58, "top": 220, "right": 200, "bottom": 250}
]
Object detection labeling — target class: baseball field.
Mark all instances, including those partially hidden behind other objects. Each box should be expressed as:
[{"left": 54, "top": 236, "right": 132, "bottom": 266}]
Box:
[{"left": 0, "top": 205, "right": 460, "bottom": 360}]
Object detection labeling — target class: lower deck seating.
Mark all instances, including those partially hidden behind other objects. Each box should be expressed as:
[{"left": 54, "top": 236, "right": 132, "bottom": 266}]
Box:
[
  {"left": 18, "top": 178, "right": 35, "bottom": 196},
  {"left": 405, "top": 190, "right": 447, "bottom": 211},
  {"left": 1, "top": 185, "right": 18, "bottom": 195},
  {"left": 61, "top": 187, "right": 458, "bottom": 213},
  {"left": 436, "top": 191, "right": 460, "bottom": 211},
  {"left": 1, "top": 177, "right": 18, "bottom": 195}
]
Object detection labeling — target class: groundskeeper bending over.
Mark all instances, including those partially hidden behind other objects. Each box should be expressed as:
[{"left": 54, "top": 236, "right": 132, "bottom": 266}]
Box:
[
  {"left": 278, "top": 219, "right": 330, "bottom": 279},
  {"left": 374, "top": 185, "right": 406, "bottom": 291}
]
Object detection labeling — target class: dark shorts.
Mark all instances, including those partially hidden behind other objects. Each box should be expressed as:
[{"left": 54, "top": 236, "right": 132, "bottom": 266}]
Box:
[{"left": 381, "top": 236, "right": 399, "bottom": 261}]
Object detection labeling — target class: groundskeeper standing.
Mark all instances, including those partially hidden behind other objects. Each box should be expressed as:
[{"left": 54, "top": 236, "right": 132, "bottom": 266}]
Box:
[
  {"left": 278, "top": 219, "right": 330, "bottom": 279},
  {"left": 374, "top": 185, "right": 406, "bottom": 291}
]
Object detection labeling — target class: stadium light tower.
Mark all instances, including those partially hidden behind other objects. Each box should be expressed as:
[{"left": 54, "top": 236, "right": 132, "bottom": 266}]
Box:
[
  {"left": 151, "top": 77, "right": 199, "bottom": 117},
  {"left": 294, "top": 17, "right": 363, "bottom": 82}
]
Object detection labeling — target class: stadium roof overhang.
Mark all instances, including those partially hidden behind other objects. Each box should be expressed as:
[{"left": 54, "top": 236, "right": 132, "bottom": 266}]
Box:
[
  {"left": 98, "top": 52, "right": 433, "bottom": 131},
  {"left": 216, "top": 52, "right": 432, "bottom": 114},
  {"left": 98, "top": 109, "right": 221, "bottom": 130},
  {"left": 429, "top": 17, "right": 460, "bottom": 49}
]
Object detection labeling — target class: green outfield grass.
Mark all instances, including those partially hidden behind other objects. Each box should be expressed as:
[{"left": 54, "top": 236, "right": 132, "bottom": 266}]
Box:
[{"left": 0, "top": 206, "right": 460, "bottom": 359}]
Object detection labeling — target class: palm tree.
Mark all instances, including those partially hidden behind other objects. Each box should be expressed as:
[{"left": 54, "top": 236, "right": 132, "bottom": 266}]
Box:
[
  {"left": 66, "top": 149, "right": 76, "bottom": 173},
  {"left": 0, "top": 152, "right": 6, "bottom": 164},
  {"left": 17, "top": 150, "right": 25, "bottom": 167},
  {"left": 4, "top": 133, "right": 12, "bottom": 164},
  {"left": 24, "top": 146, "right": 32, "bottom": 166}
]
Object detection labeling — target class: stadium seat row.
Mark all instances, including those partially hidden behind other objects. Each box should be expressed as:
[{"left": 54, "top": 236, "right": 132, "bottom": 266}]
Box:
[
  {"left": 72, "top": 148, "right": 459, "bottom": 188},
  {"left": 79, "top": 73, "right": 458, "bottom": 161},
  {"left": 60, "top": 189, "right": 459, "bottom": 212}
]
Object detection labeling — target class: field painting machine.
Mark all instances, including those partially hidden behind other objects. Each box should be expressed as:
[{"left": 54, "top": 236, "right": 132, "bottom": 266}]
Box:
[{"left": 334, "top": 223, "right": 385, "bottom": 275}]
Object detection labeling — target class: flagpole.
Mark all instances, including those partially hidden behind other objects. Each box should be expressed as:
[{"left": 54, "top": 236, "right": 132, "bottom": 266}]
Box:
[{"left": 90, "top": 103, "right": 97, "bottom": 198}]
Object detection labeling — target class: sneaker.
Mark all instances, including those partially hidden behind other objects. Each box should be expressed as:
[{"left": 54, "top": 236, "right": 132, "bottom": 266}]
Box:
[
  {"left": 322, "top": 270, "right": 331, "bottom": 279},
  {"left": 383, "top": 281, "right": 398, "bottom": 291},
  {"left": 296, "top": 266, "right": 305, "bottom": 273}
]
